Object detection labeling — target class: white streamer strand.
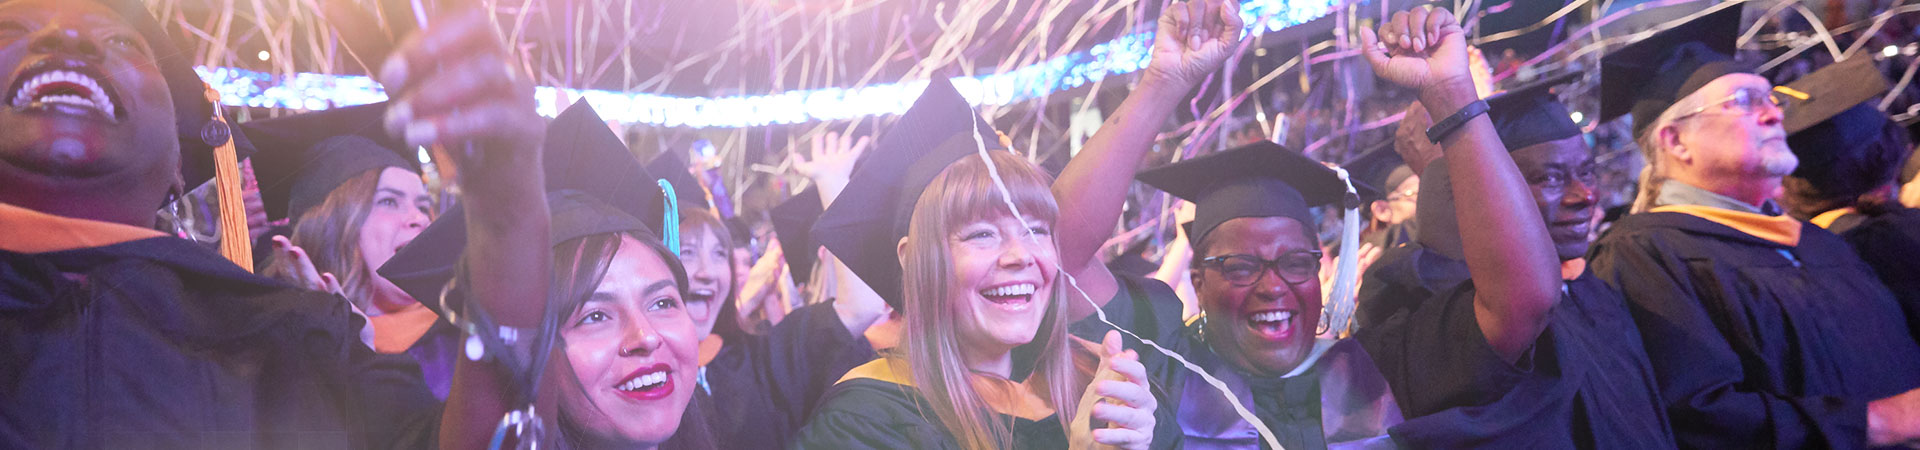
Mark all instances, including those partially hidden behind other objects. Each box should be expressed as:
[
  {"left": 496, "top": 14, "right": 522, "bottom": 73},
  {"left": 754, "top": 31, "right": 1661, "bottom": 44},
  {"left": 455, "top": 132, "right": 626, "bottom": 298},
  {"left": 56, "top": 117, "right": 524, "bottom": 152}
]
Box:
[{"left": 961, "top": 100, "right": 1284, "bottom": 450}]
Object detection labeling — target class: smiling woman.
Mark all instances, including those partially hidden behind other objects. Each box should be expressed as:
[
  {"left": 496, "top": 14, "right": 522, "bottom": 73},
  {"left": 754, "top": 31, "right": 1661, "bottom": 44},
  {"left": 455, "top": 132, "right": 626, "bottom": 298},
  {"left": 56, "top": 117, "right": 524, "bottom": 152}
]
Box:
[
  {"left": 797, "top": 77, "right": 1157, "bottom": 450},
  {"left": 545, "top": 192, "right": 711, "bottom": 450}
]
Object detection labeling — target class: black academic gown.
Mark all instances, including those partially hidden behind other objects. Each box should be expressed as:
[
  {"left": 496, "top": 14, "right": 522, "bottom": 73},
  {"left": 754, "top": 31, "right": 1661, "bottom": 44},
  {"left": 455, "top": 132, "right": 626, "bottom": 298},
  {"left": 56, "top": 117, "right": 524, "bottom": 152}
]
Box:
[
  {"left": 1356, "top": 244, "right": 1676, "bottom": 449},
  {"left": 794, "top": 340, "right": 1101, "bottom": 450},
  {"left": 1160, "top": 322, "right": 1394, "bottom": 450},
  {"left": 1589, "top": 212, "right": 1920, "bottom": 449},
  {"left": 1825, "top": 207, "right": 1920, "bottom": 343},
  {"left": 0, "top": 237, "right": 441, "bottom": 449},
  {"left": 794, "top": 377, "right": 1069, "bottom": 450},
  {"left": 699, "top": 300, "right": 875, "bottom": 449}
]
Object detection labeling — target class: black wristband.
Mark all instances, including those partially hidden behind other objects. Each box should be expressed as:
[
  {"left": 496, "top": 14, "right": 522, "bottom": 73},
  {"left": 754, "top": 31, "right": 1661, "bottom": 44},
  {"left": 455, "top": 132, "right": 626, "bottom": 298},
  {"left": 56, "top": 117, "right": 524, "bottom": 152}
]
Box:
[{"left": 1425, "top": 99, "right": 1489, "bottom": 144}]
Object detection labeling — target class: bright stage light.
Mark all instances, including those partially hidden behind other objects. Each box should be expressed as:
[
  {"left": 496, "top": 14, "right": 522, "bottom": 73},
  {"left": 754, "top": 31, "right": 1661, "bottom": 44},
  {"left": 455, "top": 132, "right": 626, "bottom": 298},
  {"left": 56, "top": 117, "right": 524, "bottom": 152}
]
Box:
[{"left": 199, "top": 0, "right": 1338, "bottom": 128}]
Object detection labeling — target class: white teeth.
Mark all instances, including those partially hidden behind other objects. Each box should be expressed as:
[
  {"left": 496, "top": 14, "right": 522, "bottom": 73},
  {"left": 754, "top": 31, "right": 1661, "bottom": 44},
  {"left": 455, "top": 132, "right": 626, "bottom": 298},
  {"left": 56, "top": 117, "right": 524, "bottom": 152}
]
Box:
[
  {"left": 11, "top": 69, "right": 114, "bottom": 116},
  {"left": 982, "top": 283, "right": 1037, "bottom": 297},
  {"left": 1250, "top": 311, "right": 1294, "bottom": 323},
  {"left": 617, "top": 371, "right": 669, "bottom": 391}
]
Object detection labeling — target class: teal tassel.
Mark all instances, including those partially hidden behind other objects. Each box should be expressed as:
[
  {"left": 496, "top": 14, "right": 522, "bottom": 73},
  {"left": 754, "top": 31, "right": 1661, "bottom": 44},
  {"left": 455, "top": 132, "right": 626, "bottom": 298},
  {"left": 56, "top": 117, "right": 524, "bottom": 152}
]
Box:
[{"left": 659, "top": 179, "right": 681, "bottom": 254}]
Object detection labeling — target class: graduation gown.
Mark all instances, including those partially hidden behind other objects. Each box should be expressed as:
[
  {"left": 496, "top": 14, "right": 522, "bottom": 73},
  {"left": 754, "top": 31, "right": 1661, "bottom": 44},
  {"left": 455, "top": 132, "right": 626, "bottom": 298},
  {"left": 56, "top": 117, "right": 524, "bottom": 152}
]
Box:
[
  {"left": 0, "top": 205, "right": 440, "bottom": 449},
  {"left": 1356, "top": 244, "right": 1676, "bottom": 449},
  {"left": 1820, "top": 207, "right": 1920, "bottom": 343},
  {"left": 794, "top": 340, "right": 1101, "bottom": 450},
  {"left": 699, "top": 300, "right": 875, "bottom": 449},
  {"left": 1589, "top": 211, "right": 1920, "bottom": 449},
  {"left": 1068, "top": 273, "right": 1190, "bottom": 449},
  {"left": 1160, "top": 322, "right": 1396, "bottom": 450}
]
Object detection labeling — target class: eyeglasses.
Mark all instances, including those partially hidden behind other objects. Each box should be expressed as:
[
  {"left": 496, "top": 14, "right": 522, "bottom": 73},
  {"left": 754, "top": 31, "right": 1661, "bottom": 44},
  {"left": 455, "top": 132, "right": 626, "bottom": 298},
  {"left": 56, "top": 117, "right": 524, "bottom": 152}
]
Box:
[
  {"left": 1671, "top": 86, "right": 1802, "bottom": 120},
  {"left": 1387, "top": 188, "right": 1418, "bottom": 203},
  {"left": 1196, "top": 251, "right": 1323, "bottom": 287}
]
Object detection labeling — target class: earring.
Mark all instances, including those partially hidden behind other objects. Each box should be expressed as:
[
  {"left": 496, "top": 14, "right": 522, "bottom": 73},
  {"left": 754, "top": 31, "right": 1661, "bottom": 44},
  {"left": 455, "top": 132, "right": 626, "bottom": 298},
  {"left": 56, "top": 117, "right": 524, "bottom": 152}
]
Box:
[{"left": 159, "top": 185, "right": 202, "bottom": 243}]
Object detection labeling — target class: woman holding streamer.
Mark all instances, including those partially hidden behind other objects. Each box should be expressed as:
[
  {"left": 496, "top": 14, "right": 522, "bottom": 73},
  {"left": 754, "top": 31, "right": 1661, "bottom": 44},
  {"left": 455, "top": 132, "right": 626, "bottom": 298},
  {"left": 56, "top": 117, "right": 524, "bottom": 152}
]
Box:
[
  {"left": 1061, "top": 0, "right": 1399, "bottom": 448},
  {"left": 795, "top": 1, "right": 1275, "bottom": 447}
]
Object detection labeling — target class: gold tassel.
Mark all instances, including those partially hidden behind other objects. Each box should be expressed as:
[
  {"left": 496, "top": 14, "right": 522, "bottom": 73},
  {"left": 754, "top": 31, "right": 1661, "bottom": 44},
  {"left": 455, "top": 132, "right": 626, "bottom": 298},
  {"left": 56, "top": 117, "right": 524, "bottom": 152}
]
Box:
[{"left": 204, "top": 84, "right": 253, "bottom": 271}]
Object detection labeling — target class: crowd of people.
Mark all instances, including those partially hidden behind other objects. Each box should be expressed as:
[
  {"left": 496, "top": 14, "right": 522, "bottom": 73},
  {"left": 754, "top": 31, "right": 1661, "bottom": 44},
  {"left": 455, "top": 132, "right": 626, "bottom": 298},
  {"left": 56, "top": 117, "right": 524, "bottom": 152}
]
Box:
[{"left": 6, "top": 0, "right": 1920, "bottom": 449}]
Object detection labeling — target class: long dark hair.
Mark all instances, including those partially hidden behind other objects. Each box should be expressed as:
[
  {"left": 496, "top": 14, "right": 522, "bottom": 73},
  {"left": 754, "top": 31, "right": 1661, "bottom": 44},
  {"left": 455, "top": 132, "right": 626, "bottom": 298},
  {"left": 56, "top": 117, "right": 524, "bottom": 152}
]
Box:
[{"left": 550, "top": 230, "right": 715, "bottom": 450}]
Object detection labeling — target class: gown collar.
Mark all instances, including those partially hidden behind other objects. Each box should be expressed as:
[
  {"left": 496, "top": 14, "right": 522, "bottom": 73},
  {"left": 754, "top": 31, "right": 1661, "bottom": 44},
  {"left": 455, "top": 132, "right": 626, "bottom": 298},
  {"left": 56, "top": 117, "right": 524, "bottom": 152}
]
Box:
[{"left": 0, "top": 202, "right": 165, "bottom": 254}]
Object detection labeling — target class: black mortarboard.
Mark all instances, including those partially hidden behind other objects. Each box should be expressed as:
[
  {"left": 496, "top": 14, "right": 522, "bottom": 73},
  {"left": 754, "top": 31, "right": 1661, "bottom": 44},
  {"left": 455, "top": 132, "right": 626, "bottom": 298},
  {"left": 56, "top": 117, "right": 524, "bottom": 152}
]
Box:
[
  {"left": 1488, "top": 72, "right": 1584, "bottom": 151},
  {"left": 1341, "top": 140, "right": 1404, "bottom": 203},
  {"left": 1782, "top": 58, "right": 1888, "bottom": 135},
  {"left": 88, "top": 0, "right": 238, "bottom": 189},
  {"left": 812, "top": 77, "right": 1005, "bottom": 308},
  {"left": 647, "top": 151, "right": 709, "bottom": 211},
  {"left": 1785, "top": 58, "right": 1895, "bottom": 184},
  {"left": 242, "top": 102, "right": 416, "bottom": 221},
  {"left": 1136, "top": 140, "right": 1375, "bottom": 249},
  {"left": 1600, "top": 4, "right": 1747, "bottom": 138},
  {"left": 547, "top": 189, "right": 656, "bottom": 246},
  {"left": 378, "top": 100, "right": 664, "bottom": 310},
  {"left": 770, "top": 187, "right": 823, "bottom": 282}
]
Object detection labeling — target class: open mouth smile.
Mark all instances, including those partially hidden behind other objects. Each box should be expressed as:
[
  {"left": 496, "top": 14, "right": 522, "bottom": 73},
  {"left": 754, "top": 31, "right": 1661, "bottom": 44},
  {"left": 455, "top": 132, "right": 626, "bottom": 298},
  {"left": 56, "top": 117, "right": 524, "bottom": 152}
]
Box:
[
  {"left": 979, "top": 282, "right": 1037, "bottom": 311},
  {"left": 614, "top": 363, "right": 675, "bottom": 401},
  {"left": 6, "top": 59, "right": 124, "bottom": 123}
]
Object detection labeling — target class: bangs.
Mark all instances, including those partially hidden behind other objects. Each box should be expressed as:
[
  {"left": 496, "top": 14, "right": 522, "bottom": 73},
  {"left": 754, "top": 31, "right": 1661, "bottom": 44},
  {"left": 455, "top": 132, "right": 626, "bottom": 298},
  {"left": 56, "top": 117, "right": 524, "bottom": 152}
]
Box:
[{"left": 938, "top": 152, "right": 1059, "bottom": 227}]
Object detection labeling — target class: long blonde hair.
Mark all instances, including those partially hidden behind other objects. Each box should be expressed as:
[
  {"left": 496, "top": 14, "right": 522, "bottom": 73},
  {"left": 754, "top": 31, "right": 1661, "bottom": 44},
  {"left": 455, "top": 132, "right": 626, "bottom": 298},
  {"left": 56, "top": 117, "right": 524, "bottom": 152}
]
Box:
[{"left": 899, "top": 151, "right": 1082, "bottom": 449}]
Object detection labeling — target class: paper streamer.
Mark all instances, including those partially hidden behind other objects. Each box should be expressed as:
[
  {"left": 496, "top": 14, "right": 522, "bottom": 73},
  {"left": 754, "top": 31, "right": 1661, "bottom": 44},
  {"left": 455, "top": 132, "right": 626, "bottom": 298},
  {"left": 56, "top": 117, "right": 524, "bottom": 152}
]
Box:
[{"left": 961, "top": 101, "right": 1285, "bottom": 450}]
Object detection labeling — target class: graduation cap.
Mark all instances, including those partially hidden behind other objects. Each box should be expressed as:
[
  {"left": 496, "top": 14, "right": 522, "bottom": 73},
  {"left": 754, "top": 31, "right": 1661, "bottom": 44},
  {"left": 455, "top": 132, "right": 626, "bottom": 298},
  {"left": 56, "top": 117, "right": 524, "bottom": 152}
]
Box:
[
  {"left": 647, "top": 151, "right": 710, "bottom": 211},
  {"left": 1599, "top": 3, "right": 1747, "bottom": 138},
  {"left": 1341, "top": 139, "right": 1406, "bottom": 204},
  {"left": 770, "top": 187, "right": 824, "bottom": 282},
  {"left": 1415, "top": 74, "right": 1588, "bottom": 260},
  {"left": 1488, "top": 72, "right": 1584, "bottom": 151},
  {"left": 1782, "top": 58, "right": 1905, "bottom": 198},
  {"left": 242, "top": 102, "right": 417, "bottom": 222},
  {"left": 812, "top": 77, "right": 1005, "bottom": 309},
  {"left": 546, "top": 189, "right": 658, "bottom": 248},
  {"left": 378, "top": 100, "right": 666, "bottom": 311},
  {"left": 1136, "top": 140, "right": 1373, "bottom": 249},
  {"left": 1782, "top": 58, "right": 1888, "bottom": 134},
  {"left": 70, "top": 0, "right": 239, "bottom": 190}
]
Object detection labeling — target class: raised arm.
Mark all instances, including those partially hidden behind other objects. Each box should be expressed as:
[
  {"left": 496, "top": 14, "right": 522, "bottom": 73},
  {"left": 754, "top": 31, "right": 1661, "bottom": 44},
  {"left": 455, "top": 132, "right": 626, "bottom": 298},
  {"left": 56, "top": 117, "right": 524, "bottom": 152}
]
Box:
[
  {"left": 378, "top": 10, "right": 551, "bottom": 449},
  {"left": 1055, "top": 0, "right": 1244, "bottom": 314},
  {"left": 1359, "top": 6, "right": 1559, "bottom": 363},
  {"left": 795, "top": 132, "right": 889, "bottom": 336}
]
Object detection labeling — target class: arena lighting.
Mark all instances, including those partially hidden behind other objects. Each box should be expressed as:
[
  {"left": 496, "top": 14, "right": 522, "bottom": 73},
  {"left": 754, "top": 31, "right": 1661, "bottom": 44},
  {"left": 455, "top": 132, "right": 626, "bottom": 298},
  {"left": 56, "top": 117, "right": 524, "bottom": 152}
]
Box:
[{"left": 196, "top": 0, "right": 1337, "bottom": 128}]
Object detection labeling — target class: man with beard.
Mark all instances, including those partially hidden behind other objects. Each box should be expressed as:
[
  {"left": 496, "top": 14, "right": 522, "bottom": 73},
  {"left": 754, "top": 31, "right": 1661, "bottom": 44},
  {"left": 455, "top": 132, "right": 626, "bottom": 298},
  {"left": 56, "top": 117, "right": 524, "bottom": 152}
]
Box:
[
  {"left": 0, "top": 0, "right": 551, "bottom": 447},
  {"left": 1589, "top": 4, "right": 1920, "bottom": 447}
]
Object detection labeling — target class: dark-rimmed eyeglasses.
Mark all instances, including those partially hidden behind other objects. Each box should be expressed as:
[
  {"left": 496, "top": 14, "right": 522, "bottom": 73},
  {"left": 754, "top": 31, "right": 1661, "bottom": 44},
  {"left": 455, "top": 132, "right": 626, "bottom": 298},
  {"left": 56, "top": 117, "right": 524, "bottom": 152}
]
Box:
[{"left": 1195, "top": 251, "right": 1323, "bottom": 287}]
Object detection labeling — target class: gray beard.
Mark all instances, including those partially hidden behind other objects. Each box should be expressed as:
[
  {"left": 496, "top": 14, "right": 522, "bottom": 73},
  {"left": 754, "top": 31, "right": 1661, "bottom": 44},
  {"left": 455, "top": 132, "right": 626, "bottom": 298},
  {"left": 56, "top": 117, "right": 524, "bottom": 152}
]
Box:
[{"left": 1759, "top": 148, "right": 1800, "bottom": 177}]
